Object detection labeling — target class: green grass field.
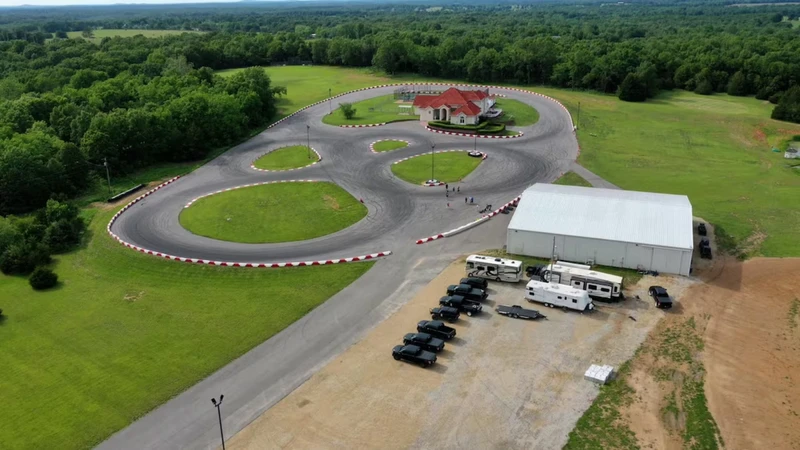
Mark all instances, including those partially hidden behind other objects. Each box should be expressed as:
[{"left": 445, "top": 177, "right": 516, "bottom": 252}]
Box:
[
  {"left": 554, "top": 171, "right": 593, "bottom": 187},
  {"left": 391, "top": 152, "right": 482, "bottom": 185},
  {"left": 491, "top": 98, "right": 540, "bottom": 127},
  {"left": 372, "top": 140, "right": 409, "bottom": 152},
  {"left": 0, "top": 208, "right": 372, "bottom": 449},
  {"left": 252, "top": 145, "right": 318, "bottom": 170},
  {"left": 179, "top": 182, "right": 367, "bottom": 243},
  {"left": 322, "top": 94, "right": 418, "bottom": 126},
  {"left": 531, "top": 88, "right": 800, "bottom": 257},
  {"left": 67, "top": 29, "right": 202, "bottom": 43}
]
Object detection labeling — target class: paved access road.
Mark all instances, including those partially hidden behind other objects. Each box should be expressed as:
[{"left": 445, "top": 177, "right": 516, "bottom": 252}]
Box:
[{"left": 99, "top": 85, "right": 578, "bottom": 450}]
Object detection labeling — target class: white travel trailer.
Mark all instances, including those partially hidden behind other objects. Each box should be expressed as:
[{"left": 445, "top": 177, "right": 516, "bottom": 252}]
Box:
[
  {"left": 542, "top": 263, "right": 623, "bottom": 300},
  {"left": 525, "top": 280, "right": 594, "bottom": 312},
  {"left": 465, "top": 254, "right": 523, "bottom": 283}
]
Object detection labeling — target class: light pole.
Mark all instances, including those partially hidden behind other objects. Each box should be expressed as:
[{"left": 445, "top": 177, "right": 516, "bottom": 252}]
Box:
[
  {"left": 306, "top": 125, "right": 311, "bottom": 159},
  {"left": 431, "top": 143, "right": 435, "bottom": 182},
  {"left": 474, "top": 134, "right": 477, "bottom": 152},
  {"left": 328, "top": 88, "right": 332, "bottom": 114},
  {"left": 577, "top": 101, "right": 581, "bottom": 130},
  {"left": 211, "top": 395, "right": 225, "bottom": 450},
  {"left": 103, "top": 157, "right": 112, "bottom": 197}
]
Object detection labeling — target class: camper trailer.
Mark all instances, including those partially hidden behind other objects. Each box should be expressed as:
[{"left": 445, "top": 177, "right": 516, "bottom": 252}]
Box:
[
  {"left": 465, "top": 255, "right": 523, "bottom": 283},
  {"left": 542, "top": 262, "right": 623, "bottom": 300},
  {"left": 525, "top": 280, "right": 594, "bottom": 312}
]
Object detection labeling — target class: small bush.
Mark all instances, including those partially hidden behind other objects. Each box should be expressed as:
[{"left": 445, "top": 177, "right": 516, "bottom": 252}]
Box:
[
  {"left": 339, "top": 103, "right": 356, "bottom": 119},
  {"left": 29, "top": 267, "right": 58, "bottom": 290}
]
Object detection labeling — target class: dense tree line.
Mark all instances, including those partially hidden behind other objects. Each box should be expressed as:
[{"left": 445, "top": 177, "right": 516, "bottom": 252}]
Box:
[
  {"left": 0, "top": 32, "right": 282, "bottom": 215},
  {"left": 1, "top": 1, "right": 800, "bottom": 217}
]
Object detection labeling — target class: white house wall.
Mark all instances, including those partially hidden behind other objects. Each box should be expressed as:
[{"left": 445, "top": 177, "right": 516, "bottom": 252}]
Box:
[{"left": 507, "top": 230, "right": 691, "bottom": 275}]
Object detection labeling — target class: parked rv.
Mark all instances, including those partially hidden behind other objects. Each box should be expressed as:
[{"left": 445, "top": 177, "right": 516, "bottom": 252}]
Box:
[
  {"left": 541, "top": 262, "right": 623, "bottom": 300},
  {"left": 525, "top": 280, "right": 594, "bottom": 312},
  {"left": 466, "top": 254, "right": 523, "bottom": 282}
]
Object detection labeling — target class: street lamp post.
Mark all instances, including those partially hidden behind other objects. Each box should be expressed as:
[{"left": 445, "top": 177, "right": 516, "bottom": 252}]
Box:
[
  {"left": 474, "top": 134, "right": 477, "bottom": 152},
  {"left": 431, "top": 144, "right": 435, "bottom": 182},
  {"left": 329, "top": 88, "right": 332, "bottom": 114},
  {"left": 306, "top": 125, "right": 311, "bottom": 159},
  {"left": 211, "top": 395, "right": 225, "bottom": 450}
]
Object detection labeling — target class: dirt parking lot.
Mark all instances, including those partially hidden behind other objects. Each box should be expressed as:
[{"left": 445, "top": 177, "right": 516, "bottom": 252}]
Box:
[{"left": 228, "top": 259, "right": 690, "bottom": 450}]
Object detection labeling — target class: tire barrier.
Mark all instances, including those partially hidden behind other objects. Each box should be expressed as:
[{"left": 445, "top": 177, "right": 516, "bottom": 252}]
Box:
[{"left": 250, "top": 147, "right": 322, "bottom": 172}]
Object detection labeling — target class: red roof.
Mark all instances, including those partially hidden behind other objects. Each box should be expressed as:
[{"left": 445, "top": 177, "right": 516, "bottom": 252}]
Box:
[
  {"left": 453, "top": 102, "right": 482, "bottom": 116},
  {"left": 412, "top": 87, "right": 487, "bottom": 116}
]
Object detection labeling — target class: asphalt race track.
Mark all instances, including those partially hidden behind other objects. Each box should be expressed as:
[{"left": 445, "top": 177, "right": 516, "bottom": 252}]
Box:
[{"left": 99, "top": 84, "right": 578, "bottom": 450}]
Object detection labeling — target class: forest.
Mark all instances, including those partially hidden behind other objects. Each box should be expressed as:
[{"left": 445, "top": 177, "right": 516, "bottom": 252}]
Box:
[{"left": 1, "top": 1, "right": 800, "bottom": 215}]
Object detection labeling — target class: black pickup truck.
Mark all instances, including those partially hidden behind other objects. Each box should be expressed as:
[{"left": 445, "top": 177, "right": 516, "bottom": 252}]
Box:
[
  {"left": 402, "top": 333, "right": 445, "bottom": 352},
  {"left": 495, "top": 304, "right": 546, "bottom": 320},
  {"left": 446, "top": 283, "right": 488, "bottom": 302},
  {"left": 417, "top": 320, "right": 456, "bottom": 340},
  {"left": 439, "top": 295, "right": 482, "bottom": 316},
  {"left": 392, "top": 344, "right": 437, "bottom": 367},
  {"left": 459, "top": 277, "right": 488, "bottom": 290},
  {"left": 430, "top": 306, "right": 460, "bottom": 322}
]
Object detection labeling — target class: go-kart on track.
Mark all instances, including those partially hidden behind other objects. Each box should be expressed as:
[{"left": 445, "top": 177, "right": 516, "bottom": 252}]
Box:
[{"left": 100, "top": 84, "right": 579, "bottom": 450}]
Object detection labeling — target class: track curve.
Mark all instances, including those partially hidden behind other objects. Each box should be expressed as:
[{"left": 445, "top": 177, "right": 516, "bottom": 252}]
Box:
[{"left": 109, "top": 84, "right": 578, "bottom": 264}]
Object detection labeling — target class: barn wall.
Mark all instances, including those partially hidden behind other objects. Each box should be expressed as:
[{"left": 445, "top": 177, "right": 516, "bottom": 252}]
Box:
[{"left": 507, "top": 230, "right": 691, "bottom": 275}]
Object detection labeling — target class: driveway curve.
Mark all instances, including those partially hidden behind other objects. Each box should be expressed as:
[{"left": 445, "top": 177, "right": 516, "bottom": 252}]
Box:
[{"left": 99, "top": 84, "right": 579, "bottom": 450}]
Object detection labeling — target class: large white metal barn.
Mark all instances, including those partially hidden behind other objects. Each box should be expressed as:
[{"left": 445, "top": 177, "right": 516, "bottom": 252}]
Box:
[{"left": 507, "top": 184, "right": 694, "bottom": 276}]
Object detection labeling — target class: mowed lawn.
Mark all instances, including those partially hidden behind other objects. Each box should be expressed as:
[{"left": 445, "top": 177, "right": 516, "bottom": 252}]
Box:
[
  {"left": 0, "top": 208, "right": 373, "bottom": 449},
  {"left": 252, "top": 145, "right": 318, "bottom": 170},
  {"left": 391, "top": 152, "right": 482, "bottom": 184},
  {"left": 554, "top": 171, "right": 593, "bottom": 187},
  {"left": 322, "top": 94, "right": 418, "bottom": 126},
  {"left": 67, "top": 29, "right": 202, "bottom": 43},
  {"left": 179, "top": 182, "right": 367, "bottom": 243},
  {"left": 217, "top": 66, "right": 395, "bottom": 120},
  {"left": 491, "top": 98, "right": 540, "bottom": 127},
  {"left": 533, "top": 87, "right": 800, "bottom": 257},
  {"left": 373, "top": 140, "right": 409, "bottom": 152}
]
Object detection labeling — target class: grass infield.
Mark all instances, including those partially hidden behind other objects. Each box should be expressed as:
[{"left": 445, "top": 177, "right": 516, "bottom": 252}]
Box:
[
  {"left": 391, "top": 152, "right": 482, "bottom": 185},
  {"left": 491, "top": 98, "right": 540, "bottom": 127},
  {"left": 179, "top": 182, "right": 367, "bottom": 243},
  {"left": 322, "top": 94, "right": 419, "bottom": 126},
  {"left": 372, "top": 140, "right": 409, "bottom": 152},
  {"left": 253, "top": 145, "right": 318, "bottom": 170}
]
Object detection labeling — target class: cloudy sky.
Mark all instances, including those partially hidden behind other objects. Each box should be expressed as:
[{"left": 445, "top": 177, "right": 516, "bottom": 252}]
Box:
[{"left": 0, "top": 0, "right": 243, "bottom": 5}]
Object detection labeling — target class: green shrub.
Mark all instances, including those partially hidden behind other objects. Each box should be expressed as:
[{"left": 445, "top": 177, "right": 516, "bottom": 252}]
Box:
[
  {"left": 427, "top": 121, "right": 505, "bottom": 134},
  {"left": 339, "top": 102, "right": 356, "bottom": 119},
  {"left": 29, "top": 266, "right": 58, "bottom": 290}
]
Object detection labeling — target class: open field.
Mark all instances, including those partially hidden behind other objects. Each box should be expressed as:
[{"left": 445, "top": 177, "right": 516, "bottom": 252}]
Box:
[
  {"left": 322, "top": 93, "right": 418, "bottom": 126},
  {"left": 252, "top": 145, "right": 318, "bottom": 170},
  {"left": 67, "top": 29, "right": 202, "bottom": 43},
  {"left": 554, "top": 171, "right": 593, "bottom": 187},
  {"left": 0, "top": 206, "right": 373, "bottom": 450},
  {"left": 532, "top": 87, "right": 800, "bottom": 257},
  {"left": 372, "top": 140, "right": 409, "bottom": 152},
  {"left": 391, "top": 152, "right": 482, "bottom": 185},
  {"left": 228, "top": 259, "right": 670, "bottom": 450},
  {"left": 491, "top": 98, "right": 540, "bottom": 126},
  {"left": 179, "top": 182, "right": 367, "bottom": 243}
]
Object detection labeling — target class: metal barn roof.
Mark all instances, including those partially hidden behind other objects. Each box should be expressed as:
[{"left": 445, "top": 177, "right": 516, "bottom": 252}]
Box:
[{"left": 508, "top": 184, "right": 693, "bottom": 250}]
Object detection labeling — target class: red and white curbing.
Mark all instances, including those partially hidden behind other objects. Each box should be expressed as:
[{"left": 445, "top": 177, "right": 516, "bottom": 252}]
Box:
[
  {"left": 184, "top": 180, "right": 320, "bottom": 209},
  {"left": 250, "top": 147, "right": 322, "bottom": 172},
  {"left": 340, "top": 123, "right": 386, "bottom": 128},
  {"left": 263, "top": 82, "right": 574, "bottom": 136},
  {"left": 426, "top": 126, "right": 525, "bottom": 139},
  {"left": 369, "top": 139, "right": 411, "bottom": 154},
  {"left": 107, "top": 177, "right": 392, "bottom": 267},
  {"left": 415, "top": 234, "right": 445, "bottom": 245},
  {"left": 415, "top": 195, "right": 522, "bottom": 245}
]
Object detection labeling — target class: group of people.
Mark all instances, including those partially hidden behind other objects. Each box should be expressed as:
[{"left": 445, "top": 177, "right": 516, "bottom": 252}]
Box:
[{"left": 442, "top": 183, "right": 477, "bottom": 205}]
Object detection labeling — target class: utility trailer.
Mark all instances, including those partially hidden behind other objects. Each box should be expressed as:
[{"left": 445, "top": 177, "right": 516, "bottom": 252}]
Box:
[{"left": 495, "top": 305, "right": 546, "bottom": 320}]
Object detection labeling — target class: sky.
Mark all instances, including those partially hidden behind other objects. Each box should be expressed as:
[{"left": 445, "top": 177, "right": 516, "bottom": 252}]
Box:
[{"left": 0, "top": 0, "right": 244, "bottom": 6}]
